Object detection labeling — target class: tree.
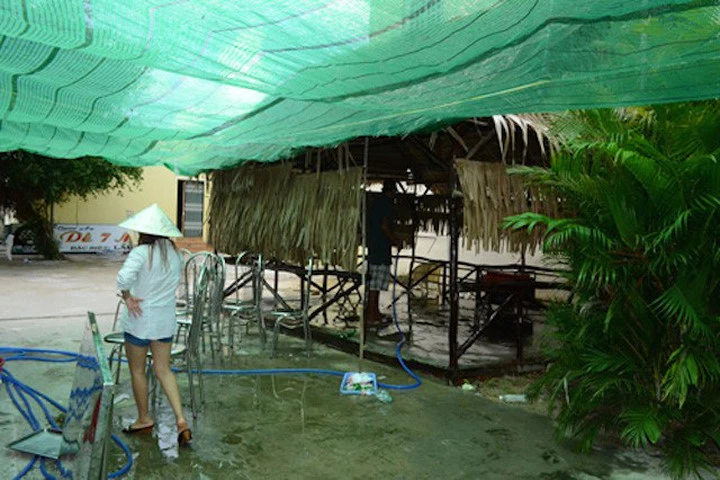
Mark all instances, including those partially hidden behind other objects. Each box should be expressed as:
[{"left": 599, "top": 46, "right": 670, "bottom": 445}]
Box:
[
  {"left": 0, "top": 151, "right": 143, "bottom": 259},
  {"left": 505, "top": 102, "right": 720, "bottom": 478}
]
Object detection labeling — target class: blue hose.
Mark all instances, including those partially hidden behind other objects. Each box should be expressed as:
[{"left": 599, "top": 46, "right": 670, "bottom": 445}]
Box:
[
  {"left": 379, "top": 248, "right": 422, "bottom": 390},
  {"left": 4, "top": 356, "right": 77, "bottom": 364},
  {"left": 7, "top": 380, "right": 40, "bottom": 430},
  {"left": 1, "top": 365, "right": 133, "bottom": 479},
  {"left": 39, "top": 458, "right": 56, "bottom": 480},
  {"left": 198, "top": 368, "right": 345, "bottom": 376},
  {"left": 0, "top": 347, "right": 84, "bottom": 358},
  {"left": 7, "top": 375, "right": 67, "bottom": 412},
  {"left": 107, "top": 434, "right": 133, "bottom": 479},
  {"left": 12, "top": 456, "right": 37, "bottom": 480},
  {"left": 5, "top": 375, "right": 59, "bottom": 429},
  {"left": 3, "top": 373, "right": 42, "bottom": 480}
]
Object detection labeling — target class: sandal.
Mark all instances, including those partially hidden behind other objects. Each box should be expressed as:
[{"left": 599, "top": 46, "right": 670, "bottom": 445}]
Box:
[
  {"left": 366, "top": 317, "right": 392, "bottom": 329},
  {"left": 178, "top": 428, "right": 193, "bottom": 447},
  {"left": 122, "top": 422, "right": 154, "bottom": 434}
]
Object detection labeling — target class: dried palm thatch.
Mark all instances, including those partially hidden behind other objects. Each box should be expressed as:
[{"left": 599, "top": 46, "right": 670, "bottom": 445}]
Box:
[
  {"left": 210, "top": 164, "right": 362, "bottom": 270},
  {"left": 415, "top": 195, "right": 450, "bottom": 234},
  {"left": 455, "top": 159, "right": 559, "bottom": 254},
  {"left": 487, "top": 114, "right": 556, "bottom": 163}
]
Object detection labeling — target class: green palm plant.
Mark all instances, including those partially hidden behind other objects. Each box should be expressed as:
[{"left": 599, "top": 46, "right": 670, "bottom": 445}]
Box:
[{"left": 504, "top": 102, "right": 720, "bottom": 479}]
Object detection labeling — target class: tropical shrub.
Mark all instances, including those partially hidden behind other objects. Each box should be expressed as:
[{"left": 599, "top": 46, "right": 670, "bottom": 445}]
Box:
[{"left": 505, "top": 103, "right": 720, "bottom": 478}]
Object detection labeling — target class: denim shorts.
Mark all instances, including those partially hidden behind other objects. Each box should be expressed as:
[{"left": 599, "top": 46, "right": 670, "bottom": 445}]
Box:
[{"left": 124, "top": 332, "right": 173, "bottom": 347}]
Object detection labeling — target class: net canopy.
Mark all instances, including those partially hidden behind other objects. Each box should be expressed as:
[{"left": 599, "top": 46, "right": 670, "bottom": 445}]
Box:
[{"left": 1, "top": 1, "right": 718, "bottom": 175}]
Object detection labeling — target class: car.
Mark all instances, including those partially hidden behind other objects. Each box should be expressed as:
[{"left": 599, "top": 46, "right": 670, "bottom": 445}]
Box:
[{"left": 3, "top": 223, "right": 37, "bottom": 254}]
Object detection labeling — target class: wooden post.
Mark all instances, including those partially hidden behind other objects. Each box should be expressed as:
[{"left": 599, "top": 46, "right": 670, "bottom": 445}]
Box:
[{"left": 322, "top": 262, "right": 329, "bottom": 325}]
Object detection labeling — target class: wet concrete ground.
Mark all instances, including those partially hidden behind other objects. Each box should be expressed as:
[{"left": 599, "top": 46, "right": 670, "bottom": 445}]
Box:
[{"left": 1, "top": 255, "right": 674, "bottom": 479}]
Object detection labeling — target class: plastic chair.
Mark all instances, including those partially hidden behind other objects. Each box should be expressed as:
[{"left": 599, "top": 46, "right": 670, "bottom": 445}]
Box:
[
  {"left": 223, "top": 252, "right": 266, "bottom": 349},
  {"left": 267, "top": 256, "right": 313, "bottom": 357}
]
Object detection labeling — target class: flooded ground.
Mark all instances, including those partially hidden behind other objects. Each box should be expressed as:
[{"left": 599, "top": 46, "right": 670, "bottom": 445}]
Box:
[{"left": 1, "top": 255, "right": 673, "bottom": 479}]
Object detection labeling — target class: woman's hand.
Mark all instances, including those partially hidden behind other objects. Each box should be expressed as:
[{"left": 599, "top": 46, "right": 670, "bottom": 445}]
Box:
[{"left": 125, "top": 295, "right": 144, "bottom": 317}]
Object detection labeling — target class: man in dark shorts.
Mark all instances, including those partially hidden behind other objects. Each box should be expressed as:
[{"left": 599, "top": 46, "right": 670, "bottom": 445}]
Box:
[{"left": 365, "top": 179, "right": 402, "bottom": 329}]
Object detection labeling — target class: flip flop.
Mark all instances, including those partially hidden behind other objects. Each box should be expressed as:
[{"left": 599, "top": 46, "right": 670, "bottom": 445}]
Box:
[
  {"left": 376, "top": 331, "right": 405, "bottom": 343},
  {"left": 178, "top": 428, "right": 193, "bottom": 447},
  {"left": 122, "top": 423, "right": 154, "bottom": 434},
  {"left": 366, "top": 317, "right": 392, "bottom": 329}
]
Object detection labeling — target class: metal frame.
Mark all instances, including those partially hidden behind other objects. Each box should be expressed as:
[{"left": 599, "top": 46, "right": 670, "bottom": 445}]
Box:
[{"left": 267, "top": 256, "right": 314, "bottom": 357}]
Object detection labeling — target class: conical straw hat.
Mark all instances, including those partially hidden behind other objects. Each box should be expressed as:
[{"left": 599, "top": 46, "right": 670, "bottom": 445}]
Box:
[{"left": 118, "top": 204, "right": 183, "bottom": 238}]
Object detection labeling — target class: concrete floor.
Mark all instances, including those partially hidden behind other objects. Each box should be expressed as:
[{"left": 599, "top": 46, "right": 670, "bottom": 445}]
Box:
[{"left": 0, "top": 254, "right": 674, "bottom": 479}]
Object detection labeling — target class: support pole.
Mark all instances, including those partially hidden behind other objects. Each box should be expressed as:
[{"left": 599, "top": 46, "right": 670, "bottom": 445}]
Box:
[
  {"left": 359, "top": 137, "right": 369, "bottom": 371},
  {"left": 448, "top": 165, "right": 460, "bottom": 382},
  {"left": 407, "top": 181, "right": 417, "bottom": 339},
  {"left": 274, "top": 269, "right": 279, "bottom": 308},
  {"left": 322, "top": 262, "right": 329, "bottom": 325},
  {"left": 441, "top": 262, "right": 447, "bottom": 305}
]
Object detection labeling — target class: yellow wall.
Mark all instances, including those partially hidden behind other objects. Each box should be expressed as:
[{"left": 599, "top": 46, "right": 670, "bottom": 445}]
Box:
[
  {"left": 54, "top": 166, "right": 179, "bottom": 226},
  {"left": 53, "top": 166, "right": 212, "bottom": 238}
]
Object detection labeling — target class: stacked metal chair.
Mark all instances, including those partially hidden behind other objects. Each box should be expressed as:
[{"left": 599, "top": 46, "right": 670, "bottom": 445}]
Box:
[
  {"left": 223, "top": 252, "right": 266, "bottom": 350},
  {"left": 104, "top": 253, "right": 214, "bottom": 419},
  {"left": 267, "top": 256, "right": 313, "bottom": 357},
  {"left": 176, "top": 252, "right": 225, "bottom": 358}
]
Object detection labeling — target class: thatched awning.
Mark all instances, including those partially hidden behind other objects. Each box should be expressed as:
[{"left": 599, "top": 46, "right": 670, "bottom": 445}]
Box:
[
  {"left": 209, "top": 116, "right": 554, "bottom": 264},
  {"left": 210, "top": 164, "right": 361, "bottom": 270}
]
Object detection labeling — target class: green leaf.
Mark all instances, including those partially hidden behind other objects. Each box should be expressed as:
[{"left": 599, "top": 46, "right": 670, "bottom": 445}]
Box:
[{"left": 619, "top": 409, "right": 663, "bottom": 448}]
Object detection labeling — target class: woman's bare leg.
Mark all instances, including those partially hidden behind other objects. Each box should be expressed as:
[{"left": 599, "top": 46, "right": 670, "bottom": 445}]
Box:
[
  {"left": 124, "top": 342, "right": 153, "bottom": 428},
  {"left": 149, "top": 341, "right": 188, "bottom": 432}
]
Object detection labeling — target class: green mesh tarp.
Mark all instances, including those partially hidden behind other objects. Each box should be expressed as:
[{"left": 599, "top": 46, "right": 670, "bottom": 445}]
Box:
[{"left": 1, "top": 1, "right": 719, "bottom": 175}]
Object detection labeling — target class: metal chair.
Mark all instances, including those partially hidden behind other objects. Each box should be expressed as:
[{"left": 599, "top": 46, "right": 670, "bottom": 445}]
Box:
[
  {"left": 223, "top": 252, "right": 266, "bottom": 350},
  {"left": 103, "top": 300, "right": 203, "bottom": 419},
  {"left": 176, "top": 251, "right": 225, "bottom": 357},
  {"left": 267, "top": 256, "right": 313, "bottom": 357},
  {"left": 104, "top": 298, "right": 130, "bottom": 385},
  {"left": 172, "top": 263, "right": 210, "bottom": 418},
  {"left": 175, "top": 248, "right": 193, "bottom": 310},
  {"left": 148, "top": 260, "right": 211, "bottom": 419}
]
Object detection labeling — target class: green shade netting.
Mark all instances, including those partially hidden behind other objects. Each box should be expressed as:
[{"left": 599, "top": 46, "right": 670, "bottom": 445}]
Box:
[{"left": 1, "top": 0, "right": 719, "bottom": 175}]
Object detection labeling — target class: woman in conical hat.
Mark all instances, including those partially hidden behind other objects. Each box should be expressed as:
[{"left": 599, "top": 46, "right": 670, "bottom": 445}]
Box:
[{"left": 116, "top": 204, "right": 192, "bottom": 446}]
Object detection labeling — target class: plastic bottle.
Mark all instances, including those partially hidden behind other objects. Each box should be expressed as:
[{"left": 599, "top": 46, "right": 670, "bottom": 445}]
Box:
[
  {"left": 461, "top": 381, "right": 475, "bottom": 391},
  {"left": 375, "top": 389, "right": 393, "bottom": 404},
  {"left": 498, "top": 394, "right": 528, "bottom": 403}
]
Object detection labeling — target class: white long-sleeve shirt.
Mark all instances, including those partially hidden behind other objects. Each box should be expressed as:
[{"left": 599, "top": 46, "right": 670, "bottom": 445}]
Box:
[{"left": 116, "top": 241, "right": 183, "bottom": 340}]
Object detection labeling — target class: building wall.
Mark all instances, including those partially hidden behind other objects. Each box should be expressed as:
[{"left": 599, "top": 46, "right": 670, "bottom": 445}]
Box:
[{"left": 53, "top": 166, "right": 179, "bottom": 226}]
